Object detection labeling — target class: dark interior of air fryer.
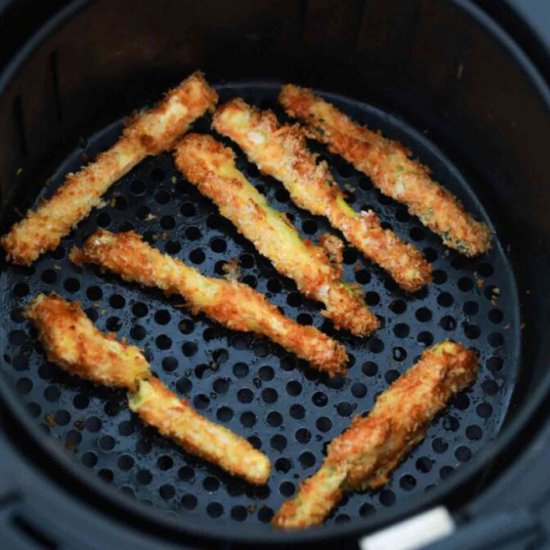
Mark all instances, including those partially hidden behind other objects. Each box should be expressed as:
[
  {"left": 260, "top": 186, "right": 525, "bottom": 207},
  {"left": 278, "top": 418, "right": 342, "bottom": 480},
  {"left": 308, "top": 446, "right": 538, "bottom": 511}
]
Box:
[{"left": 0, "top": 0, "right": 549, "bottom": 544}]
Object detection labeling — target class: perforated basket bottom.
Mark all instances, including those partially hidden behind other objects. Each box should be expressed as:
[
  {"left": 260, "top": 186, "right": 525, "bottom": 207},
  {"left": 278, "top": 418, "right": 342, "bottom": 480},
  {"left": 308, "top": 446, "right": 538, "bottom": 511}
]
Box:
[{"left": 0, "top": 82, "right": 520, "bottom": 528}]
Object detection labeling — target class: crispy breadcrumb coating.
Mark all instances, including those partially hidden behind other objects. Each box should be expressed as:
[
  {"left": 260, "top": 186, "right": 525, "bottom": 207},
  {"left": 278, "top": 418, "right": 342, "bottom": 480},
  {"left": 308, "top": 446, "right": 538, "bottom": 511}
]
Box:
[
  {"left": 129, "top": 378, "right": 270, "bottom": 485},
  {"left": 1, "top": 72, "right": 218, "bottom": 265},
  {"left": 279, "top": 84, "right": 492, "bottom": 257},
  {"left": 25, "top": 293, "right": 150, "bottom": 390},
  {"left": 71, "top": 229, "right": 347, "bottom": 375},
  {"left": 272, "top": 340, "right": 478, "bottom": 529},
  {"left": 174, "top": 134, "right": 376, "bottom": 337},
  {"left": 212, "top": 98, "right": 431, "bottom": 293}
]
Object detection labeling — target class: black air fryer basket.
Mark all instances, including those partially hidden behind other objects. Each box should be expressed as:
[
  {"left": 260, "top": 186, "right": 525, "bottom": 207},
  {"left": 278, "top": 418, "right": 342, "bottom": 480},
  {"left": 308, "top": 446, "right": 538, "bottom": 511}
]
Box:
[{"left": 0, "top": 1, "right": 549, "bottom": 549}]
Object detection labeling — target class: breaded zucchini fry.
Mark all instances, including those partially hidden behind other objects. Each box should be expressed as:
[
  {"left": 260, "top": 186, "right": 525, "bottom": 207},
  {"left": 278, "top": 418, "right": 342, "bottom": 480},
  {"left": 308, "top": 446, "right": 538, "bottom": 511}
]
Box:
[
  {"left": 279, "top": 85, "right": 492, "bottom": 256},
  {"left": 174, "top": 134, "right": 377, "bottom": 337},
  {"left": 129, "top": 378, "right": 270, "bottom": 485},
  {"left": 71, "top": 229, "right": 347, "bottom": 375},
  {"left": 272, "top": 340, "right": 478, "bottom": 529},
  {"left": 1, "top": 71, "right": 218, "bottom": 265},
  {"left": 25, "top": 293, "right": 150, "bottom": 390},
  {"left": 27, "top": 294, "right": 270, "bottom": 483},
  {"left": 212, "top": 99, "right": 431, "bottom": 293}
]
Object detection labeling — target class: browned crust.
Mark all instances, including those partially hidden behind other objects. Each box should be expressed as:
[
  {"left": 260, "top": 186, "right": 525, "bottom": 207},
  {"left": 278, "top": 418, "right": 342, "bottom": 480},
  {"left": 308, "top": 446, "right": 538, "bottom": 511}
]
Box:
[
  {"left": 279, "top": 84, "right": 492, "bottom": 257},
  {"left": 129, "top": 378, "right": 271, "bottom": 485},
  {"left": 272, "top": 340, "right": 479, "bottom": 528},
  {"left": 272, "top": 463, "right": 348, "bottom": 530},
  {"left": 25, "top": 293, "right": 150, "bottom": 391},
  {"left": 174, "top": 133, "right": 376, "bottom": 337},
  {"left": 1, "top": 71, "right": 218, "bottom": 265},
  {"left": 212, "top": 98, "right": 431, "bottom": 293},
  {"left": 72, "top": 229, "right": 348, "bottom": 375}
]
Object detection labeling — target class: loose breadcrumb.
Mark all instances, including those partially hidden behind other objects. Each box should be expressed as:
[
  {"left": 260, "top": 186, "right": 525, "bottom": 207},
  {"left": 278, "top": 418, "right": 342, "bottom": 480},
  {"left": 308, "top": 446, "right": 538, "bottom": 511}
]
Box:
[
  {"left": 223, "top": 257, "right": 241, "bottom": 282},
  {"left": 25, "top": 293, "right": 150, "bottom": 390},
  {"left": 129, "top": 378, "right": 270, "bottom": 485},
  {"left": 279, "top": 84, "right": 491, "bottom": 257},
  {"left": 71, "top": 229, "right": 347, "bottom": 375},
  {"left": 1, "top": 71, "right": 218, "bottom": 265},
  {"left": 174, "top": 134, "right": 376, "bottom": 337},
  {"left": 272, "top": 340, "right": 478, "bottom": 529},
  {"left": 318, "top": 233, "right": 345, "bottom": 269},
  {"left": 212, "top": 98, "right": 431, "bottom": 292}
]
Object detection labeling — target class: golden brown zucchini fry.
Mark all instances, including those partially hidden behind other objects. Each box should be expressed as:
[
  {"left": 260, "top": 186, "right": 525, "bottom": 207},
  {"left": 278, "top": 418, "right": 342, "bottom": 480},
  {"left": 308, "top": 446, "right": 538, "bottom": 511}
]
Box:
[
  {"left": 25, "top": 293, "right": 149, "bottom": 390},
  {"left": 71, "top": 229, "right": 347, "bottom": 375},
  {"left": 174, "top": 134, "right": 377, "bottom": 337},
  {"left": 212, "top": 99, "right": 431, "bottom": 293},
  {"left": 129, "top": 378, "right": 270, "bottom": 485},
  {"left": 27, "top": 293, "right": 270, "bottom": 483},
  {"left": 272, "top": 340, "right": 478, "bottom": 529},
  {"left": 1, "top": 71, "right": 218, "bottom": 265},
  {"left": 279, "top": 85, "right": 492, "bottom": 256}
]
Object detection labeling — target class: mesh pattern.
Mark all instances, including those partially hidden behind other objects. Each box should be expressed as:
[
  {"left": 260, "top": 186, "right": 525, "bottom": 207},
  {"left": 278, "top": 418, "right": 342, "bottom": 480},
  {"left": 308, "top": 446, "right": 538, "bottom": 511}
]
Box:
[{"left": 0, "top": 83, "right": 519, "bottom": 528}]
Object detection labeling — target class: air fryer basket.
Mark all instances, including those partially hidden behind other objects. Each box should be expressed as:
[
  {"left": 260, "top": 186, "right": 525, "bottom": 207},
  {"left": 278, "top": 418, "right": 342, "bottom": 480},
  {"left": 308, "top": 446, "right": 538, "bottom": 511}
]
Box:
[{"left": 0, "top": 0, "right": 548, "bottom": 548}]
